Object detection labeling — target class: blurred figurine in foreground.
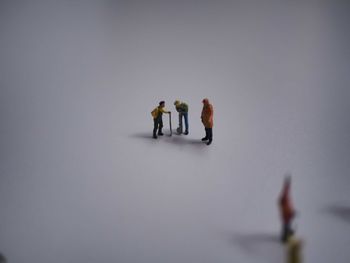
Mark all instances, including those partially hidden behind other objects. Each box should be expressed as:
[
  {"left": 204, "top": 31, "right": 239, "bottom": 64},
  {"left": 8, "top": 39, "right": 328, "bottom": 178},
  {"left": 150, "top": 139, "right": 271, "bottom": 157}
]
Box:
[
  {"left": 174, "top": 100, "right": 189, "bottom": 135},
  {"left": 286, "top": 237, "right": 303, "bottom": 263},
  {"left": 0, "top": 253, "right": 7, "bottom": 263},
  {"left": 151, "top": 101, "right": 171, "bottom": 139},
  {"left": 279, "top": 175, "right": 296, "bottom": 243},
  {"left": 201, "top": 98, "right": 214, "bottom": 145}
]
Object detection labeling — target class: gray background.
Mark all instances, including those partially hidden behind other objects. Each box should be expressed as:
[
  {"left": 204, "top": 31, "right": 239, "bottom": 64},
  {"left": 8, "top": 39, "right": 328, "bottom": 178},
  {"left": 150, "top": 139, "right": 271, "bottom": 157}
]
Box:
[{"left": 1, "top": 1, "right": 350, "bottom": 262}]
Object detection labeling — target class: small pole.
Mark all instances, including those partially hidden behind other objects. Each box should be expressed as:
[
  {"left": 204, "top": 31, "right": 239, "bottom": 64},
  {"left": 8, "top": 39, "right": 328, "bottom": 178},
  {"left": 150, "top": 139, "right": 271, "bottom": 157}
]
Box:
[{"left": 169, "top": 112, "right": 172, "bottom": 136}]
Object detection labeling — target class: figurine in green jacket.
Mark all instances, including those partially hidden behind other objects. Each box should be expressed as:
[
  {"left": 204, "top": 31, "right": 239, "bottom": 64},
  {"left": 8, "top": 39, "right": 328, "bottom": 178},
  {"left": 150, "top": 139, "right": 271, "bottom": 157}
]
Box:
[{"left": 174, "top": 100, "right": 189, "bottom": 135}]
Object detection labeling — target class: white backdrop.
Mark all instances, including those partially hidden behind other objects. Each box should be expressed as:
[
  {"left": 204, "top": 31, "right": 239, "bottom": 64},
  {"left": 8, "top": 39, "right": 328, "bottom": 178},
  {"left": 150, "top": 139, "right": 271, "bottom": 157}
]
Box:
[{"left": 0, "top": 1, "right": 350, "bottom": 262}]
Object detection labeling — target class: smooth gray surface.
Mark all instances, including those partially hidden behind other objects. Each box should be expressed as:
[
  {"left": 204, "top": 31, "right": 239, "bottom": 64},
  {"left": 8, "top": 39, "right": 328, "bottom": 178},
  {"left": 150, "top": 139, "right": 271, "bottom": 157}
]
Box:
[{"left": 1, "top": 1, "right": 350, "bottom": 262}]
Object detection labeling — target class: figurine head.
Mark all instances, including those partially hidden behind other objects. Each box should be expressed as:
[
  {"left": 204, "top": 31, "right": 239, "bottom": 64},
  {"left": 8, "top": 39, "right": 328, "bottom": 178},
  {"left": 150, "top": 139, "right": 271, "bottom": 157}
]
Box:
[
  {"left": 159, "top": 101, "right": 165, "bottom": 107},
  {"left": 202, "top": 98, "right": 209, "bottom": 104},
  {"left": 174, "top": 100, "right": 180, "bottom": 106}
]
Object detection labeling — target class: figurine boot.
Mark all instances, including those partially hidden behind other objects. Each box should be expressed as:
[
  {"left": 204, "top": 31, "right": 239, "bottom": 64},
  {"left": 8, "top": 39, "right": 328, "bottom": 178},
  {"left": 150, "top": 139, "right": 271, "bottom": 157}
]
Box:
[
  {"left": 202, "top": 128, "right": 209, "bottom": 141},
  {"left": 153, "top": 131, "right": 157, "bottom": 139}
]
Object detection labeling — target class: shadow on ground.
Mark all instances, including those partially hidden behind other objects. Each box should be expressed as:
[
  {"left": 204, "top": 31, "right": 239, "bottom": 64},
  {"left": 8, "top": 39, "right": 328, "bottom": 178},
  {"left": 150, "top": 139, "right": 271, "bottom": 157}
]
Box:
[
  {"left": 322, "top": 203, "right": 350, "bottom": 224},
  {"left": 129, "top": 132, "right": 154, "bottom": 140},
  {"left": 226, "top": 232, "right": 284, "bottom": 263},
  {"left": 129, "top": 131, "right": 207, "bottom": 147}
]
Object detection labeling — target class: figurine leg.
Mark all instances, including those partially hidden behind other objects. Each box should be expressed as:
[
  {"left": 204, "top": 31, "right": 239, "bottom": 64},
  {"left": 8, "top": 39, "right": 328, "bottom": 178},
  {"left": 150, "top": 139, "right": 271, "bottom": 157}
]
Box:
[
  {"left": 281, "top": 222, "right": 293, "bottom": 243},
  {"left": 202, "top": 128, "right": 209, "bottom": 141},
  {"left": 183, "top": 113, "right": 189, "bottom": 135},
  {"left": 158, "top": 119, "right": 164, "bottom": 135},
  {"left": 153, "top": 119, "right": 158, "bottom": 139},
  {"left": 177, "top": 113, "right": 183, "bottom": 134},
  {"left": 206, "top": 128, "right": 213, "bottom": 145}
]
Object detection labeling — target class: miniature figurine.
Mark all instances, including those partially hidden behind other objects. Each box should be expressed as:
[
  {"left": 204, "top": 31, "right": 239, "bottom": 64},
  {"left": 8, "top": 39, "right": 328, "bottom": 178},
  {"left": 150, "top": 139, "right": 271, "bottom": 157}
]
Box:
[
  {"left": 201, "top": 98, "right": 213, "bottom": 145},
  {"left": 0, "top": 253, "right": 7, "bottom": 263},
  {"left": 279, "top": 175, "right": 296, "bottom": 243},
  {"left": 174, "top": 100, "right": 189, "bottom": 135},
  {"left": 286, "top": 237, "right": 303, "bottom": 263},
  {"left": 151, "top": 101, "right": 171, "bottom": 139}
]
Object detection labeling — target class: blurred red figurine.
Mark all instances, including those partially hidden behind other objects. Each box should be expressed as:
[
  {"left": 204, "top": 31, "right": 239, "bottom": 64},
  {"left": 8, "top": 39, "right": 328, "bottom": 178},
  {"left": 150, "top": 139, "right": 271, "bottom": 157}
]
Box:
[{"left": 279, "top": 175, "right": 296, "bottom": 243}]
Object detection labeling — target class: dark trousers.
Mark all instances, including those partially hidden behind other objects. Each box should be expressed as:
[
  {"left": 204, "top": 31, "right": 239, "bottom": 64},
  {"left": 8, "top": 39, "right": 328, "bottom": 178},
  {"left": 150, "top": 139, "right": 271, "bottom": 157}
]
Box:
[
  {"left": 205, "top": 128, "right": 213, "bottom": 142},
  {"left": 153, "top": 117, "right": 163, "bottom": 136},
  {"left": 178, "top": 112, "right": 189, "bottom": 132},
  {"left": 281, "top": 221, "right": 294, "bottom": 242}
]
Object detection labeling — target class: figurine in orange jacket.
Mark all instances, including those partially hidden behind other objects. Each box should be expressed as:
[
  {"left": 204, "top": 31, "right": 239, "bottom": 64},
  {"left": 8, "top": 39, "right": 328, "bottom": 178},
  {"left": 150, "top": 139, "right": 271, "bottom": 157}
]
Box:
[
  {"left": 201, "top": 98, "right": 214, "bottom": 145},
  {"left": 279, "top": 175, "right": 296, "bottom": 243}
]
